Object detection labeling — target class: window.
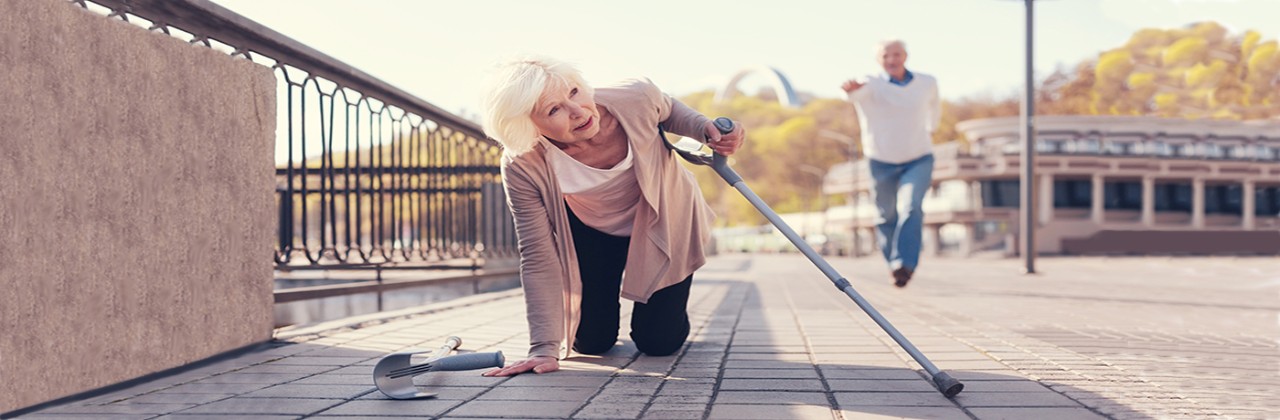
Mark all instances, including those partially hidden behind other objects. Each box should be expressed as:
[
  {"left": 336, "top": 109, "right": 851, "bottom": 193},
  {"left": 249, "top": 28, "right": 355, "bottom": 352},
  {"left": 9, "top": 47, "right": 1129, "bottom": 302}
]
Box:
[
  {"left": 981, "top": 180, "right": 1021, "bottom": 208},
  {"left": 1258, "top": 187, "right": 1280, "bottom": 217},
  {"left": 1105, "top": 141, "right": 1133, "bottom": 155},
  {"left": 1202, "top": 143, "right": 1225, "bottom": 159},
  {"left": 1228, "top": 145, "right": 1247, "bottom": 160},
  {"left": 1150, "top": 142, "right": 1173, "bottom": 157},
  {"left": 1172, "top": 143, "right": 1195, "bottom": 158},
  {"left": 1076, "top": 137, "right": 1100, "bottom": 154},
  {"left": 1104, "top": 181, "right": 1142, "bottom": 210},
  {"left": 1036, "top": 139, "right": 1062, "bottom": 154},
  {"left": 1155, "top": 183, "right": 1193, "bottom": 212},
  {"left": 1053, "top": 180, "right": 1092, "bottom": 209},
  {"left": 1204, "top": 184, "right": 1242, "bottom": 214},
  {"left": 1254, "top": 145, "right": 1270, "bottom": 160}
]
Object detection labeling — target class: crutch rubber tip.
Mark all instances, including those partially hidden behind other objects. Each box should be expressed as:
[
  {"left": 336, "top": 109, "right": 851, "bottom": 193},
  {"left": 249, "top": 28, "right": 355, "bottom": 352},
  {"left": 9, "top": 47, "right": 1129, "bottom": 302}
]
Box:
[{"left": 932, "top": 371, "right": 964, "bottom": 398}]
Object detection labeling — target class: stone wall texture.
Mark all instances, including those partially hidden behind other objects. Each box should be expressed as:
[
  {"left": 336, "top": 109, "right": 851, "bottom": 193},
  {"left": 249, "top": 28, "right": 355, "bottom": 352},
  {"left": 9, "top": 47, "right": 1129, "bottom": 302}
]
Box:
[{"left": 0, "top": 0, "right": 277, "bottom": 412}]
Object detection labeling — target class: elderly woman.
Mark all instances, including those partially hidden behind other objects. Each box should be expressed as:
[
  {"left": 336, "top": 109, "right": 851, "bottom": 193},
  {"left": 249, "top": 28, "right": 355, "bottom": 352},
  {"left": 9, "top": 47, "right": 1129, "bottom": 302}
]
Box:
[{"left": 479, "top": 57, "right": 744, "bottom": 376}]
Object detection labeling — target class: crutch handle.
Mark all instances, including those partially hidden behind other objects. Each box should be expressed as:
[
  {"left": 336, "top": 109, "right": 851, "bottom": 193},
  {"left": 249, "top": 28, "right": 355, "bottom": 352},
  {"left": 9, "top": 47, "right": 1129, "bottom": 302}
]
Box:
[
  {"left": 426, "top": 351, "right": 505, "bottom": 372},
  {"left": 709, "top": 117, "right": 743, "bottom": 185}
]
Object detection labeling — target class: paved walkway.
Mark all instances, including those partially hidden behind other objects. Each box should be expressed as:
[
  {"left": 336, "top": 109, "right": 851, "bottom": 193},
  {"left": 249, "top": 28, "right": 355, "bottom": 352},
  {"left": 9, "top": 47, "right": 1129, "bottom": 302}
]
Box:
[{"left": 12, "top": 255, "right": 1280, "bottom": 420}]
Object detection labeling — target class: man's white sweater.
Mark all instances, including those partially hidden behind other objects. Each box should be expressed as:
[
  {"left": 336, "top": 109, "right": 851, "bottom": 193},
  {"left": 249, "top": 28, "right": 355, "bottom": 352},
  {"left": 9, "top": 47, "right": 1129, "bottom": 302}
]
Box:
[{"left": 847, "top": 72, "right": 940, "bottom": 164}]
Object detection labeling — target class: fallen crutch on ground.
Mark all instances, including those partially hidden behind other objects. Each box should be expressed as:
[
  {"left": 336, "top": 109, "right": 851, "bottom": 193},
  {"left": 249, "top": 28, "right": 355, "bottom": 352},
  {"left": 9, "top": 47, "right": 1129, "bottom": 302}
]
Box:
[
  {"left": 372, "top": 336, "right": 505, "bottom": 399},
  {"left": 662, "top": 118, "right": 965, "bottom": 397}
]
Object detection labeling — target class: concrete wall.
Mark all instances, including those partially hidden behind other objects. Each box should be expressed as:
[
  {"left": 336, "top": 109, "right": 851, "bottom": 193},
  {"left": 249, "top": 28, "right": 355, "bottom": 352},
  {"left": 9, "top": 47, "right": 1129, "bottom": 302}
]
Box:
[{"left": 0, "top": 0, "right": 276, "bottom": 413}]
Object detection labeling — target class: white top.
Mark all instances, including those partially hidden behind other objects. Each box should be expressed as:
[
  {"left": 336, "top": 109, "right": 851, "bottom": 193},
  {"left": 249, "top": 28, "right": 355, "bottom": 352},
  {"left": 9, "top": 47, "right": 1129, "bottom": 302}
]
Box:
[
  {"left": 542, "top": 139, "right": 642, "bottom": 236},
  {"left": 847, "top": 72, "right": 941, "bottom": 164}
]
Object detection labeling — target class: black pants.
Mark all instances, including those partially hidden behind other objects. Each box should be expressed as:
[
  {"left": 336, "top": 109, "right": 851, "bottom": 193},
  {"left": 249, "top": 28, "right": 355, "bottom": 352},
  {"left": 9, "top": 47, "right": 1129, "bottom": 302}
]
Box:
[{"left": 567, "top": 205, "right": 691, "bottom": 357}]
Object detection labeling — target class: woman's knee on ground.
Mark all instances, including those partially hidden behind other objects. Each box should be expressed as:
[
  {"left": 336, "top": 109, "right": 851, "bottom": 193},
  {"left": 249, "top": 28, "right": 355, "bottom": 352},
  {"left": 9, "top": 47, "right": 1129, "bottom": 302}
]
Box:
[
  {"left": 573, "top": 333, "right": 619, "bottom": 355},
  {"left": 631, "top": 326, "right": 689, "bottom": 356}
]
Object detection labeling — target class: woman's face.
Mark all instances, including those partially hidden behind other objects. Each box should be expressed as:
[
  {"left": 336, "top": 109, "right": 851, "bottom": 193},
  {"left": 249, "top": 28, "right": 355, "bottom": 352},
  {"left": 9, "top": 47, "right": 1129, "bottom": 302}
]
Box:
[{"left": 531, "top": 80, "right": 599, "bottom": 144}]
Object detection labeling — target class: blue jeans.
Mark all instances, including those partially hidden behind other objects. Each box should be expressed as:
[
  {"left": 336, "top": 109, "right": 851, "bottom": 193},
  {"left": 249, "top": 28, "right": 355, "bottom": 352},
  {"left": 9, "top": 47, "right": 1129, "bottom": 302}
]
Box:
[{"left": 868, "top": 154, "right": 934, "bottom": 271}]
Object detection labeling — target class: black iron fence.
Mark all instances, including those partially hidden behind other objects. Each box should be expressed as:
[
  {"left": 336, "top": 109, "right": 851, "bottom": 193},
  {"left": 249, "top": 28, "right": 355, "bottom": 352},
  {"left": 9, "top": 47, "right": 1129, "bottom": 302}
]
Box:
[{"left": 74, "top": 0, "right": 518, "bottom": 271}]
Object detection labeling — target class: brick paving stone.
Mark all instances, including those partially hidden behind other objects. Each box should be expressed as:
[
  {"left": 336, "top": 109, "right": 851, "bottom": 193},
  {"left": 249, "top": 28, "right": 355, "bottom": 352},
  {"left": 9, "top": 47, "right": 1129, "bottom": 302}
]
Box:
[
  {"left": 951, "top": 380, "right": 1054, "bottom": 393},
  {"left": 190, "top": 373, "right": 314, "bottom": 385},
  {"left": 475, "top": 386, "right": 598, "bottom": 401},
  {"left": 838, "top": 406, "right": 971, "bottom": 419},
  {"left": 500, "top": 374, "right": 613, "bottom": 388},
  {"left": 725, "top": 353, "right": 812, "bottom": 361},
  {"left": 35, "top": 403, "right": 196, "bottom": 415},
  {"left": 235, "top": 364, "right": 340, "bottom": 375},
  {"left": 718, "top": 378, "right": 826, "bottom": 392},
  {"left": 833, "top": 392, "right": 956, "bottom": 407},
  {"left": 647, "top": 403, "right": 707, "bottom": 412},
  {"left": 953, "top": 390, "right": 1083, "bottom": 407},
  {"left": 707, "top": 403, "right": 834, "bottom": 420},
  {"left": 818, "top": 367, "right": 925, "bottom": 380},
  {"left": 655, "top": 384, "right": 715, "bottom": 397},
  {"left": 721, "top": 368, "right": 820, "bottom": 379},
  {"left": 313, "top": 399, "right": 461, "bottom": 417},
  {"left": 356, "top": 386, "right": 485, "bottom": 401},
  {"left": 445, "top": 400, "right": 582, "bottom": 418},
  {"left": 827, "top": 379, "right": 938, "bottom": 392},
  {"left": 262, "top": 356, "right": 369, "bottom": 366},
  {"left": 112, "top": 393, "right": 236, "bottom": 405},
  {"left": 966, "top": 407, "right": 1109, "bottom": 420},
  {"left": 156, "top": 415, "right": 300, "bottom": 420},
  {"left": 640, "top": 410, "right": 704, "bottom": 419},
  {"left": 19, "top": 415, "right": 150, "bottom": 419},
  {"left": 573, "top": 402, "right": 646, "bottom": 419},
  {"left": 288, "top": 374, "right": 372, "bottom": 386},
  {"left": 589, "top": 393, "right": 653, "bottom": 404},
  {"left": 177, "top": 398, "right": 342, "bottom": 415},
  {"left": 143, "top": 382, "right": 273, "bottom": 395},
  {"left": 238, "top": 384, "right": 374, "bottom": 400},
  {"left": 713, "top": 391, "right": 829, "bottom": 405},
  {"left": 651, "top": 395, "right": 712, "bottom": 405}
]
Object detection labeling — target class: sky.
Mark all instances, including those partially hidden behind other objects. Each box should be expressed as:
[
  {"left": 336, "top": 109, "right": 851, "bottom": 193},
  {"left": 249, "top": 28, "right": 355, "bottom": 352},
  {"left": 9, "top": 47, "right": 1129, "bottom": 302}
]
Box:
[{"left": 209, "top": 0, "right": 1280, "bottom": 120}]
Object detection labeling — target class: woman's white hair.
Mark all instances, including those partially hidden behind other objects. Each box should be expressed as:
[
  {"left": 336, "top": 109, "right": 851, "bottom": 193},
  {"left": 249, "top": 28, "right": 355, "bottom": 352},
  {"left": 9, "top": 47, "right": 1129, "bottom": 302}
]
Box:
[{"left": 481, "top": 56, "right": 593, "bottom": 157}]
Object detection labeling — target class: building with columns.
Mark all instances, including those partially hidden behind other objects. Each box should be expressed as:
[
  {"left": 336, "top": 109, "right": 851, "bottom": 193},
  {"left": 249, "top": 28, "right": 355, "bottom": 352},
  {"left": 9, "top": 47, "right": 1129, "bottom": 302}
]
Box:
[{"left": 821, "top": 115, "right": 1280, "bottom": 255}]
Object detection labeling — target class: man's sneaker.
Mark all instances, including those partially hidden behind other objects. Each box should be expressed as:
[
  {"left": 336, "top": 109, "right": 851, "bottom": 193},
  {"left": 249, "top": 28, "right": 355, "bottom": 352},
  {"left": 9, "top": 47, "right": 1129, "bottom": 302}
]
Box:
[{"left": 892, "top": 267, "right": 913, "bottom": 288}]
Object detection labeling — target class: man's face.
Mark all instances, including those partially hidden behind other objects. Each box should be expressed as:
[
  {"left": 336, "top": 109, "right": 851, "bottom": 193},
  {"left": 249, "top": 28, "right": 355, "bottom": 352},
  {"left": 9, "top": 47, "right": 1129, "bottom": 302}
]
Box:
[{"left": 877, "top": 43, "right": 908, "bottom": 76}]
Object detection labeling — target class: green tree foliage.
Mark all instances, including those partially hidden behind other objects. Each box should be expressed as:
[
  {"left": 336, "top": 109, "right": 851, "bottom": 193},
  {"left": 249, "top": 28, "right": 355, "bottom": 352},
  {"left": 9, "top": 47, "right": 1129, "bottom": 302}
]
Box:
[{"left": 1046, "top": 21, "right": 1279, "bottom": 120}]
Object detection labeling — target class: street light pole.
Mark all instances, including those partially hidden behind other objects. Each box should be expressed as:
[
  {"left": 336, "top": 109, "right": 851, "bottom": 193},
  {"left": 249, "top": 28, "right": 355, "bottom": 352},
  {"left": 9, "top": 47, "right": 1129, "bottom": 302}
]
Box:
[{"left": 1019, "top": 0, "right": 1037, "bottom": 274}]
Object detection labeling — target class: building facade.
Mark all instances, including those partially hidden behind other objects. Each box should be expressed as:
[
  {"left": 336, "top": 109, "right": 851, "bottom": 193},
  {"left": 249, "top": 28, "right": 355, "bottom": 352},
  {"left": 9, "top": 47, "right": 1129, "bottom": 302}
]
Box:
[{"left": 821, "top": 115, "right": 1280, "bottom": 255}]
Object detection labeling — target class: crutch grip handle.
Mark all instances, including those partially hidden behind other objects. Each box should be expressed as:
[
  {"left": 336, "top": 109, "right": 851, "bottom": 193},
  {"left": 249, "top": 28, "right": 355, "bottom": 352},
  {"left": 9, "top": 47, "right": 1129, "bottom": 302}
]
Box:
[
  {"left": 426, "top": 351, "right": 505, "bottom": 372},
  {"left": 709, "top": 117, "right": 744, "bottom": 185}
]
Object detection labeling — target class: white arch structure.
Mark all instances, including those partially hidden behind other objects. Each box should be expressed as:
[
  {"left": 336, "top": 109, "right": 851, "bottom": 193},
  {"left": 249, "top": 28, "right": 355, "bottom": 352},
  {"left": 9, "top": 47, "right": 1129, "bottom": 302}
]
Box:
[{"left": 714, "top": 66, "right": 801, "bottom": 108}]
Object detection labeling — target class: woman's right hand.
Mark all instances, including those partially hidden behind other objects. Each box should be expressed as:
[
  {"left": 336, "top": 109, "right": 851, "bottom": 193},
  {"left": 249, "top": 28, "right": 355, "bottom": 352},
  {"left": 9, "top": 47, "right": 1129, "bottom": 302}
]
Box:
[{"left": 481, "top": 355, "right": 559, "bottom": 377}]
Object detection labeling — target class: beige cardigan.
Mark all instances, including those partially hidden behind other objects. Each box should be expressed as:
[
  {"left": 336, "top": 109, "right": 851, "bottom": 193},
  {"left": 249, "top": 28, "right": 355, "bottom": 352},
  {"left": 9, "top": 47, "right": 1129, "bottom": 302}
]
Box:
[{"left": 500, "top": 78, "right": 715, "bottom": 359}]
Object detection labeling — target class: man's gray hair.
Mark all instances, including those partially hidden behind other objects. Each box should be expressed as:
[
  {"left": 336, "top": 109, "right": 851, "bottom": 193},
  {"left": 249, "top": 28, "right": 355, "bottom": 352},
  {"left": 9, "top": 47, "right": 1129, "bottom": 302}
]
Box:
[{"left": 875, "top": 39, "right": 907, "bottom": 55}]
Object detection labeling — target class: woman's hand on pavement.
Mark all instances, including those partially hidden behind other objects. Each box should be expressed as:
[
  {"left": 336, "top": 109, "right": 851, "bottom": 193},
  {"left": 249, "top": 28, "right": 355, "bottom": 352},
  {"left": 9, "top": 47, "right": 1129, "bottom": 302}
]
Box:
[{"left": 481, "top": 355, "right": 559, "bottom": 377}]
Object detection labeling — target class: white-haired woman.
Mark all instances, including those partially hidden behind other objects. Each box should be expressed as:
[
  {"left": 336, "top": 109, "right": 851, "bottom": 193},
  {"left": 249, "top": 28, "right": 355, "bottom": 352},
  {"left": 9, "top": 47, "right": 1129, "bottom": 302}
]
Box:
[{"left": 479, "top": 57, "right": 744, "bottom": 376}]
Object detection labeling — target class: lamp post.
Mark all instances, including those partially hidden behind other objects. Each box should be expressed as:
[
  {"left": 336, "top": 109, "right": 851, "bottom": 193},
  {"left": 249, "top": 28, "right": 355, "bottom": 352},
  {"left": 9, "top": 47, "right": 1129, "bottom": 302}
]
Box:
[
  {"left": 819, "top": 129, "right": 861, "bottom": 257},
  {"left": 1016, "top": 0, "right": 1038, "bottom": 274}
]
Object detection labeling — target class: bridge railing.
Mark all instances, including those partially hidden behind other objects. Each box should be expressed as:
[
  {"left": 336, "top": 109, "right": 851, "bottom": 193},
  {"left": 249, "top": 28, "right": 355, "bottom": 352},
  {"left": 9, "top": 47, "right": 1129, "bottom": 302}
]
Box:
[{"left": 74, "top": 0, "right": 519, "bottom": 271}]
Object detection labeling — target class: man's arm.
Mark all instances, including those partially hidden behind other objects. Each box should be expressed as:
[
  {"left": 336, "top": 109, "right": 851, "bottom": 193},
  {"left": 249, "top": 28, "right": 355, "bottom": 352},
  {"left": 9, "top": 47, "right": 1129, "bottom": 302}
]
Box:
[{"left": 842, "top": 77, "right": 873, "bottom": 103}]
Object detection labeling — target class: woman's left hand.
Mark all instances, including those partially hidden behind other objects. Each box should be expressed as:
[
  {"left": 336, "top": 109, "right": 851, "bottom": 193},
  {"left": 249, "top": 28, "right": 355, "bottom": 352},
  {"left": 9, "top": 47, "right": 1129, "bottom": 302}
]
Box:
[{"left": 703, "top": 119, "right": 745, "bottom": 156}]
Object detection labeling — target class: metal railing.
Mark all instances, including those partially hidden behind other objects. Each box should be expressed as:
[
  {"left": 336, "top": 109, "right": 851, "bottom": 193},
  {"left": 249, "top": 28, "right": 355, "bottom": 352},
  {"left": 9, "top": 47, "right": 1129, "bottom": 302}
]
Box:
[{"left": 74, "top": 0, "right": 519, "bottom": 273}]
